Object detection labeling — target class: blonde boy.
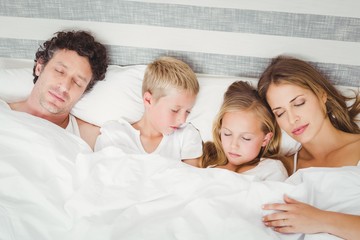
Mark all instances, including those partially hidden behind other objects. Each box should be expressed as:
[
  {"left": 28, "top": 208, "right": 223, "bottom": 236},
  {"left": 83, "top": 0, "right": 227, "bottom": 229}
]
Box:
[{"left": 95, "top": 57, "right": 202, "bottom": 166}]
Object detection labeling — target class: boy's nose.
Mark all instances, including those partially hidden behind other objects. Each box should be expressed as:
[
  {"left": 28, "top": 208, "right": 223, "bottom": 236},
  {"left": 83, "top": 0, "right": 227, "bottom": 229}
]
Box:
[{"left": 177, "top": 114, "right": 186, "bottom": 125}]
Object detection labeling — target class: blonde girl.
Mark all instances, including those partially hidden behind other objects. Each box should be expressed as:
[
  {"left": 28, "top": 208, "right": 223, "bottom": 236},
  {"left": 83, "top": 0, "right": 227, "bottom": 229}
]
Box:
[{"left": 200, "top": 81, "right": 288, "bottom": 181}]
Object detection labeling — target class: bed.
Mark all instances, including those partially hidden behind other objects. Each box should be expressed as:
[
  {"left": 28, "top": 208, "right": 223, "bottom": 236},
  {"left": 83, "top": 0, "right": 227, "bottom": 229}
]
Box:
[{"left": 0, "top": 1, "right": 359, "bottom": 240}]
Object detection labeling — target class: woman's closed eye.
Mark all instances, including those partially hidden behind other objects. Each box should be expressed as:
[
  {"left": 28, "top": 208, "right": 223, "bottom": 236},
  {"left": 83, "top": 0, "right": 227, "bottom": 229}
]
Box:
[
  {"left": 294, "top": 100, "right": 305, "bottom": 107},
  {"left": 274, "top": 110, "right": 285, "bottom": 118}
]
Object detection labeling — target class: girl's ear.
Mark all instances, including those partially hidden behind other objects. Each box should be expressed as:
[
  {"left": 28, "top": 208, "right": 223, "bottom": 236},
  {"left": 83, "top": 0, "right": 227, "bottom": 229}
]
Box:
[{"left": 262, "top": 132, "right": 273, "bottom": 147}]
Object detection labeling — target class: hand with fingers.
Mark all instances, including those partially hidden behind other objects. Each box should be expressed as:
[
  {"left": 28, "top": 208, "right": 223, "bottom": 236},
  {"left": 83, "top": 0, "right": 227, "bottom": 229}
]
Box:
[{"left": 262, "top": 194, "right": 326, "bottom": 234}]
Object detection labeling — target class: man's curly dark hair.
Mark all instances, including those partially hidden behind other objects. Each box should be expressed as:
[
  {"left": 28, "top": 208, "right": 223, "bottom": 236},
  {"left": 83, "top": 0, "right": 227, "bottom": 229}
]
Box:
[{"left": 33, "top": 30, "right": 108, "bottom": 92}]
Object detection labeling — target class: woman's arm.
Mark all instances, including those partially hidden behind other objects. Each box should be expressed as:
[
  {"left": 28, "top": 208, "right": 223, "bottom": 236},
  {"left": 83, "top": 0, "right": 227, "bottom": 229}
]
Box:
[{"left": 262, "top": 195, "right": 360, "bottom": 240}]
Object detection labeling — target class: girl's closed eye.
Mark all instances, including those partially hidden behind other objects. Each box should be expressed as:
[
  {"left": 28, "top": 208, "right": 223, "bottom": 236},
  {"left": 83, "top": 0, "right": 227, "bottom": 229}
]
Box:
[
  {"left": 171, "top": 109, "right": 179, "bottom": 113},
  {"left": 220, "top": 129, "right": 232, "bottom": 137}
]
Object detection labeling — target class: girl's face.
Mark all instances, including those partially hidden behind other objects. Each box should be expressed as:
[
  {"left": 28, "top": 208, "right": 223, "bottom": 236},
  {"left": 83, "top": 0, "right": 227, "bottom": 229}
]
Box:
[
  {"left": 220, "top": 110, "right": 272, "bottom": 167},
  {"left": 266, "top": 83, "right": 327, "bottom": 144}
]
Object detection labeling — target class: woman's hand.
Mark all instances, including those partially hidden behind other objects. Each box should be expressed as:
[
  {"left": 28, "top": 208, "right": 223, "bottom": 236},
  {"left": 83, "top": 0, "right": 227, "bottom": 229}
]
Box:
[{"left": 262, "top": 194, "right": 326, "bottom": 234}]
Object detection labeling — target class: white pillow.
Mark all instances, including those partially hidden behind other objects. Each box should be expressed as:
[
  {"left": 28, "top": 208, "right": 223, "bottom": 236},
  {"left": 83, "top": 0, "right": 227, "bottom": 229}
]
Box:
[
  {"left": 0, "top": 68, "right": 34, "bottom": 102},
  {"left": 72, "top": 65, "right": 146, "bottom": 126}
]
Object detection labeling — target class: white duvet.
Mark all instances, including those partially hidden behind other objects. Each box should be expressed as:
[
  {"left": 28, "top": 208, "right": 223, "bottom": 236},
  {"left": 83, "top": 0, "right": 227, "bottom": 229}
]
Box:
[{"left": 1, "top": 108, "right": 359, "bottom": 240}]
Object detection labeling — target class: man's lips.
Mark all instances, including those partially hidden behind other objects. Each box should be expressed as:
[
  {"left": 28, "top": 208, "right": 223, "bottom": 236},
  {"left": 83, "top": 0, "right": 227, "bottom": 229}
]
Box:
[
  {"left": 292, "top": 124, "right": 308, "bottom": 136},
  {"left": 49, "top": 90, "right": 65, "bottom": 102}
]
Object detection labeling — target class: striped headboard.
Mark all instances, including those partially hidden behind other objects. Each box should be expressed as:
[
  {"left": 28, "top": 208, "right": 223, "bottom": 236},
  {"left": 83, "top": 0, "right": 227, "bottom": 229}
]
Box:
[{"left": 0, "top": 0, "right": 359, "bottom": 87}]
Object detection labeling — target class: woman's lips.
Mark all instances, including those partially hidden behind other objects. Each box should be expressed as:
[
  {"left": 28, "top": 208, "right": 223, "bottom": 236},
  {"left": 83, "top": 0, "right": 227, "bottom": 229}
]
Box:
[{"left": 292, "top": 124, "right": 308, "bottom": 136}]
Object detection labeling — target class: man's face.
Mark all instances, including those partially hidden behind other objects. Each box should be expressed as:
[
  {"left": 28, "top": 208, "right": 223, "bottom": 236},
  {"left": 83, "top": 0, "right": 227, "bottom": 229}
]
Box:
[{"left": 33, "top": 49, "right": 92, "bottom": 115}]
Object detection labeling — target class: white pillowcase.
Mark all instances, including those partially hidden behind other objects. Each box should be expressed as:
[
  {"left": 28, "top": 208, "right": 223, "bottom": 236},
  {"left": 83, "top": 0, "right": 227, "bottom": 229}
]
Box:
[
  {"left": 0, "top": 68, "right": 34, "bottom": 102},
  {"left": 72, "top": 65, "right": 146, "bottom": 126},
  {"left": 0, "top": 64, "right": 304, "bottom": 154}
]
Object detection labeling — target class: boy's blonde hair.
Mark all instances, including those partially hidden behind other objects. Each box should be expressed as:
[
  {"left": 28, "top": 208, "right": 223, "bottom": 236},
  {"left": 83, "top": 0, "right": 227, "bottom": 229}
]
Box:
[{"left": 142, "top": 56, "right": 199, "bottom": 100}]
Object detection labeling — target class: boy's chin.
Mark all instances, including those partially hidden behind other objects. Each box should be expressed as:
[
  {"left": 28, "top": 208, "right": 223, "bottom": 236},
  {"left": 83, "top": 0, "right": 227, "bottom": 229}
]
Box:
[{"left": 163, "top": 129, "right": 176, "bottom": 136}]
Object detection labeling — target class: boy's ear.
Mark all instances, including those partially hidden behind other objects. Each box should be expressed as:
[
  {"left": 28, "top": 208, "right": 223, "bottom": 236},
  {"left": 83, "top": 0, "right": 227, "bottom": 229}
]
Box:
[
  {"left": 143, "top": 91, "right": 153, "bottom": 106},
  {"left": 262, "top": 132, "right": 273, "bottom": 147}
]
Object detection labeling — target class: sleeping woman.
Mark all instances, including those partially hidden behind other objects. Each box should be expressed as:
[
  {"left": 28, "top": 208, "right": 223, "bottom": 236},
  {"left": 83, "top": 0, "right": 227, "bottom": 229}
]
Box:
[
  {"left": 258, "top": 55, "right": 360, "bottom": 239},
  {"left": 199, "top": 81, "right": 288, "bottom": 181}
]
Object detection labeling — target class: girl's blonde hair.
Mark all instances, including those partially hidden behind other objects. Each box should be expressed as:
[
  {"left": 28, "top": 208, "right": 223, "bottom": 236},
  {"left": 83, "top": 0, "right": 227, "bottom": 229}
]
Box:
[
  {"left": 258, "top": 55, "right": 360, "bottom": 133},
  {"left": 142, "top": 56, "right": 199, "bottom": 100},
  {"left": 200, "top": 81, "right": 281, "bottom": 168}
]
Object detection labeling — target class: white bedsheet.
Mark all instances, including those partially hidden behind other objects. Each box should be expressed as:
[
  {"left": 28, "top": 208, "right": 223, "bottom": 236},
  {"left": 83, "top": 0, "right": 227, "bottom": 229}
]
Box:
[{"left": 0, "top": 108, "right": 359, "bottom": 240}]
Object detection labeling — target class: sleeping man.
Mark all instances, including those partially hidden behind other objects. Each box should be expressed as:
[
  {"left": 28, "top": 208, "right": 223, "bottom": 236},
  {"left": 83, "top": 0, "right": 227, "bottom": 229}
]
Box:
[{"left": 0, "top": 30, "right": 108, "bottom": 149}]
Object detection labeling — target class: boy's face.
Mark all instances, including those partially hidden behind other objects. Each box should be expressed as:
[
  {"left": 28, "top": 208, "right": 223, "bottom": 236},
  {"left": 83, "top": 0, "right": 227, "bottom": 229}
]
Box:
[{"left": 147, "top": 88, "right": 197, "bottom": 135}]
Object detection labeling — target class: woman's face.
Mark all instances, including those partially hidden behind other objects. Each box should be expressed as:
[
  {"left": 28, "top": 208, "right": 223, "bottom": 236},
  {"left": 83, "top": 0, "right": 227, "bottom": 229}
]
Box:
[{"left": 266, "top": 83, "right": 327, "bottom": 144}]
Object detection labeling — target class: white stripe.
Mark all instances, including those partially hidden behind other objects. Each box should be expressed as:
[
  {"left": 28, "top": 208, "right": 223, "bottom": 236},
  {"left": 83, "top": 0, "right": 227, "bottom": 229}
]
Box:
[
  {"left": 130, "top": 0, "right": 360, "bottom": 18},
  {"left": 1, "top": 16, "right": 359, "bottom": 66},
  {"left": 0, "top": 57, "right": 33, "bottom": 68}
]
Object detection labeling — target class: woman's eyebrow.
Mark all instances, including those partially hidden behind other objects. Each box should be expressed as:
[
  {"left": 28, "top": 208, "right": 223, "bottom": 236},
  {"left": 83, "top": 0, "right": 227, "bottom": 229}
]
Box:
[{"left": 271, "top": 95, "right": 303, "bottom": 111}]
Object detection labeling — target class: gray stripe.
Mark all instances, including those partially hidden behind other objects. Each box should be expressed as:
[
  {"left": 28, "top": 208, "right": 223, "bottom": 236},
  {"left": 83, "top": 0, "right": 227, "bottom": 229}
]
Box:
[
  {"left": 0, "top": 39, "right": 40, "bottom": 60},
  {"left": 1, "top": 39, "right": 357, "bottom": 87},
  {"left": 109, "top": 45, "right": 360, "bottom": 87},
  {"left": 1, "top": 0, "right": 359, "bottom": 42}
]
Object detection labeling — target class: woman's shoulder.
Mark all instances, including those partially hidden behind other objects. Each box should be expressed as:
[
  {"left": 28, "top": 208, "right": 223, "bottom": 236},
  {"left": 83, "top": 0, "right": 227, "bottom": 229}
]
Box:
[{"left": 338, "top": 133, "right": 360, "bottom": 162}]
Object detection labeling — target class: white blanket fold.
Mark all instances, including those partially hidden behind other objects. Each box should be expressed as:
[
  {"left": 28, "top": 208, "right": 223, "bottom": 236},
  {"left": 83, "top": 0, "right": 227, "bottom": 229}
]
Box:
[{"left": 0, "top": 109, "right": 358, "bottom": 240}]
